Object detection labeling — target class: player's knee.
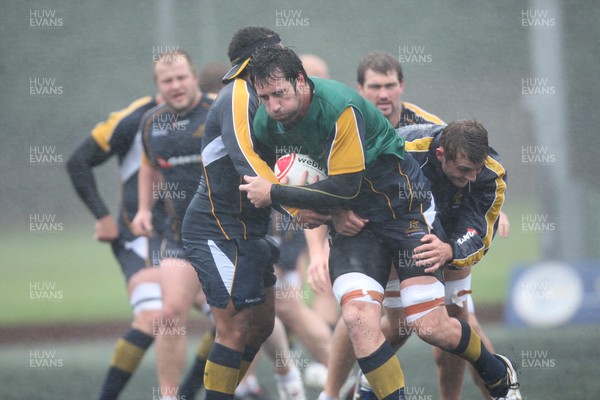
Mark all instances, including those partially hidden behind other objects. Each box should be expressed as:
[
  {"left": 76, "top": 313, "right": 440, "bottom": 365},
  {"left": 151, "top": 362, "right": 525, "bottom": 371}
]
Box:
[
  {"left": 342, "top": 300, "right": 383, "bottom": 336},
  {"left": 217, "top": 327, "right": 247, "bottom": 345},
  {"left": 133, "top": 309, "right": 162, "bottom": 334},
  {"left": 159, "top": 302, "right": 188, "bottom": 323}
]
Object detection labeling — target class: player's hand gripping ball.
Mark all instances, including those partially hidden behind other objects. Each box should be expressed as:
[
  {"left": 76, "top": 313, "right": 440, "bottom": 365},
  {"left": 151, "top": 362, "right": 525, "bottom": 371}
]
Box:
[{"left": 274, "top": 153, "right": 327, "bottom": 185}]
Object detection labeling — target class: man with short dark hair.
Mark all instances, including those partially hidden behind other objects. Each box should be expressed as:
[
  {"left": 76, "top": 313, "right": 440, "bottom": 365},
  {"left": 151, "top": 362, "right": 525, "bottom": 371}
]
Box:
[
  {"left": 353, "top": 51, "right": 511, "bottom": 400},
  {"left": 181, "top": 27, "right": 305, "bottom": 400},
  {"left": 357, "top": 51, "right": 443, "bottom": 128}
]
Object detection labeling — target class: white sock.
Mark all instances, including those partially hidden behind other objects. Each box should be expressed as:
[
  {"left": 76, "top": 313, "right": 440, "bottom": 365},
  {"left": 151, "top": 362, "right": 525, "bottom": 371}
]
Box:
[
  {"left": 317, "top": 391, "right": 337, "bottom": 400},
  {"left": 236, "top": 374, "right": 261, "bottom": 397},
  {"left": 235, "top": 380, "right": 250, "bottom": 397},
  {"left": 246, "top": 374, "right": 260, "bottom": 393},
  {"left": 274, "top": 366, "right": 300, "bottom": 384}
]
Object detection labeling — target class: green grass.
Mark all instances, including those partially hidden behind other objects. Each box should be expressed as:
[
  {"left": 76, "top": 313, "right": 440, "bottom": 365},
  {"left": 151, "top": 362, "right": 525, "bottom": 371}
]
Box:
[
  {"left": 1, "top": 227, "right": 131, "bottom": 326},
  {"left": 1, "top": 323, "right": 598, "bottom": 399},
  {"left": 471, "top": 203, "right": 540, "bottom": 305},
  {"left": 2, "top": 204, "right": 540, "bottom": 325}
]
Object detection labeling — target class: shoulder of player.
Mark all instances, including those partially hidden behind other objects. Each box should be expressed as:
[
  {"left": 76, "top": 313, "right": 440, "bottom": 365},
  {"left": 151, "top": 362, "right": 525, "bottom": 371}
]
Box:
[
  {"left": 402, "top": 102, "right": 444, "bottom": 124},
  {"left": 400, "top": 124, "right": 444, "bottom": 150},
  {"left": 212, "top": 79, "right": 258, "bottom": 109},
  {"left": 139, "top": 103, "right": 169, "bottom": 129},
  {"left": 115, "top": 96, "right": 157, "bottom": 132},
  {"left": 200, "top": 92, "right": 216, "bottom": 109},
  {"left": 91, "top": 96, "right": 155, "bottom": 151},
  {"left": 482, "top": 147, "right": 506, "bottom": 179}
]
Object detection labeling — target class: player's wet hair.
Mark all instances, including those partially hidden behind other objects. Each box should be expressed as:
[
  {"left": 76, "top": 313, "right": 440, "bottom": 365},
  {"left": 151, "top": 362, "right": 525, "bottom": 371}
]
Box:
[
  {"left": 357, "top": 51, "right": 403, "bottom": 85},
  {"left": 152, "top": 50, "right": 196, "bottom": 80},
  {"left": 250, "top": 46, "right": 308, "bottom": 92},
  {"left": 440, "top": 120, "right": 489, "bottom": 164},
  {"left": 224, "top": 26, "right": 280, "bottom": 81}
]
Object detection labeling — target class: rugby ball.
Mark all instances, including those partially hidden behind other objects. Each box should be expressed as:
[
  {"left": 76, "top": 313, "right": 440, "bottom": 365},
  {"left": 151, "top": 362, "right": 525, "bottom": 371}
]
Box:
[{"left": 275, "top": 153, "right": 327, "bottom": 185}]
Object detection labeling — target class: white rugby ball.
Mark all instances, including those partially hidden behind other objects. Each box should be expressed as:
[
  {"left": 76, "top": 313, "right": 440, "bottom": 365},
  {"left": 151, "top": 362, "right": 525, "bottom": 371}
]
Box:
[{"left": 275, "top": 153, "right": 327, "bottom": 185}]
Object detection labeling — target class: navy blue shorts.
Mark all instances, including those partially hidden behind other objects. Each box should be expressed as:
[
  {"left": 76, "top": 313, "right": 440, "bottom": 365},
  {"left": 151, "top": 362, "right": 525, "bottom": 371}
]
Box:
[
  {"left": 329, "top": 213, "right": 444, "bottom": 287},
  {"left": 111, "top": 235, "right": 148, "bottom": 282},
  {"left": 184, "top": 238, "right": 278, "bottom": 310}
]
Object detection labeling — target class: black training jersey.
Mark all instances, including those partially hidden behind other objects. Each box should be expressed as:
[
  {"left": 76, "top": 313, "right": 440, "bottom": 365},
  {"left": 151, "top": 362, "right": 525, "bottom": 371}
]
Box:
[
  {"left": 182, "top": 79, "right": 278, "bottom": 241},
  {"left": 68, "top": 96, "right": 159, "bottom": 237},
  {"left": 399, "top": 124, "right": 507, "bottom": 269},
  {"left": 140, "top": 94, "right": 213, "bottom": 239},
  {"left": 398, "top": 102, "right": 444, "bottom": 128}
]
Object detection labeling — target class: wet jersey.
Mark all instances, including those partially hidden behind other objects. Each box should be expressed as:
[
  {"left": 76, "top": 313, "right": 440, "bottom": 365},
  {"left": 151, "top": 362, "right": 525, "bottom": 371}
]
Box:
[
  {"left": 182, "top": 79, "right": 277, "bottom": 241},
  {"left": 253, "top": 77, "right": 421, "bottom": 222},
  {"left": 89, "top": 96, "right": 159, "bottom": 235},
  {"left": 399, "top": 124, "right": 507, "bottom": 268},
  {"left": 140, "top": 94, "right": 213, "bottom": 241}
]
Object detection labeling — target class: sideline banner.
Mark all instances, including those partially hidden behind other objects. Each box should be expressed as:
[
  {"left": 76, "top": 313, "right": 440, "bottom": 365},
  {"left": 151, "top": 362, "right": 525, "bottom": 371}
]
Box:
[{"left": 505, "top": 261, "right": 600, "bottom": 327}]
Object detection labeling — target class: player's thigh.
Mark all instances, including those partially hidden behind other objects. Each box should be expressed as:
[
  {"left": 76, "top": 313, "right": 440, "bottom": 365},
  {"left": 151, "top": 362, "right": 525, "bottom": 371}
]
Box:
[
  {"left": 329, "top": 229, "right": 392, "bottom": 290},
  {"left": 159, "top": 257, "right": 200, "bottom": 309}
]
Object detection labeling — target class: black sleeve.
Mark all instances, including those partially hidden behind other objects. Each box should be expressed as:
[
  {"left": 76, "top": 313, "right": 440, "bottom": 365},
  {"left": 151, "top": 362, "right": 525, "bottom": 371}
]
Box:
[
  {"left": 66, "top": 137, "right": 113, "bottom": 219},
  {"left": 270, "top": 171, "right": 362, "bottom": 213}
]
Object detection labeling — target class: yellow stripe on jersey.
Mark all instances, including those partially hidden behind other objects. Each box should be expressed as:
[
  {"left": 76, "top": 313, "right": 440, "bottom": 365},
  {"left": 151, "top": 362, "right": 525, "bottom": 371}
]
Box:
[
  {"left": 91, "top": 96, "right": 153, "bottom": 152},
  {"left": 231, "top": 79, "right": 299, "bottom": 217},
  {"left": 452, "top": 156, "right": 506, "bottom": 268},
  {"left": 403, "top": 102, "right": 445, "bottom": 125},
  {"left": 203, "top": 159, "right": 231, "bottom": 240},
  {"left": 231, "top": 80, "right": 280, "bottom": 182},
  {"left": 328, "top": 107, "right": 366, "bottom": 175},
  {"left": 363, "top": 177, "right": 396, "bottom": 219},
  {"left": 405, "top": 137, "right": 434, "bottom": 153},
  {"left": 396, "top": 160, "right": 414, "bottom": 211}
]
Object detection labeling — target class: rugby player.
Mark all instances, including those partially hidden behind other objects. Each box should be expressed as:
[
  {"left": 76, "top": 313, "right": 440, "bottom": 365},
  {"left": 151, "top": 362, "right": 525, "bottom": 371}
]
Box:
[
  {"left": 131, "top": 49, "right": 213, "bottom": 400},
  {"left": 67, "top": 95, "right": 162, "bottom": 399},
  {"left": 322, "top": 51, "right": 512, "bottom": 400},
  {"left": 241, "top": 46, "right": 520, "bottom": 400},
  {"left": 180, "top": 27, "right": 305, "bottom": 400}
]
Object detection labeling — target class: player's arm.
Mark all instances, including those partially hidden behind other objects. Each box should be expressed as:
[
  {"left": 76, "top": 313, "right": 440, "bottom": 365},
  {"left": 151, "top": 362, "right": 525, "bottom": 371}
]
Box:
[
  {"left": 244, "top": 106, "right": 366, "bottom": 212},
  {"left": 448, "top": 156, "right": 507, "bottom": 269},
  {"left": 131, "top": 123, "right": 158, "bottom": 237},
  {"left": 66, "top": 136, "right": 112, "bottom": 219},
  {"left": 66, "top": 136, "right": 119, "bottom": 241},
  {"left": 305, "top": 225, "right": 330, "bottom": 292}
]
